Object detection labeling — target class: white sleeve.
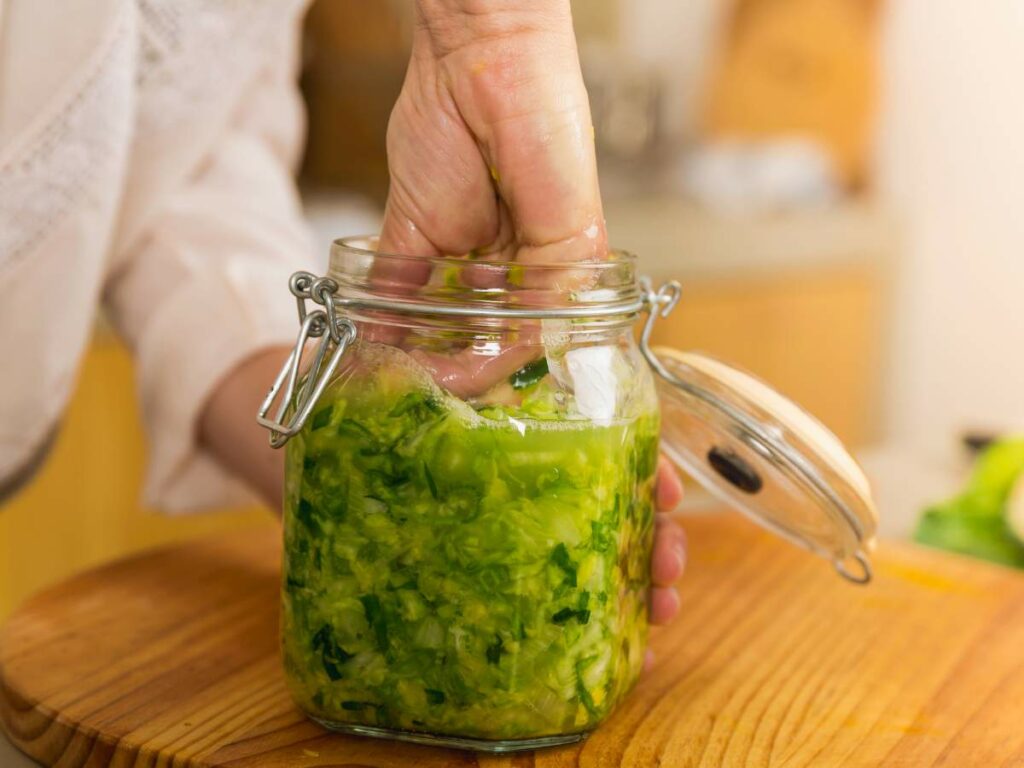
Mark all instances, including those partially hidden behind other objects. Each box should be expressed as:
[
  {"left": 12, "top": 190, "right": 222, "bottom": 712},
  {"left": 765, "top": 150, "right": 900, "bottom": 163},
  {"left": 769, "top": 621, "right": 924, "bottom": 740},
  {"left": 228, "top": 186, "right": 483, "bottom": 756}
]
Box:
[{"left": 104, "top": 59, "right": 315, "bottom": 513}]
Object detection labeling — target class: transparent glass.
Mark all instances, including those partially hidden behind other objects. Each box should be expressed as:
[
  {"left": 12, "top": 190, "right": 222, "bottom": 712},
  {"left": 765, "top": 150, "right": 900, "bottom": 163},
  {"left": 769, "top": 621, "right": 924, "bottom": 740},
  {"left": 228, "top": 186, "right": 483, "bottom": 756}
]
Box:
[{"left": 280, "top": 238, "right": 659, "bottom": 752}]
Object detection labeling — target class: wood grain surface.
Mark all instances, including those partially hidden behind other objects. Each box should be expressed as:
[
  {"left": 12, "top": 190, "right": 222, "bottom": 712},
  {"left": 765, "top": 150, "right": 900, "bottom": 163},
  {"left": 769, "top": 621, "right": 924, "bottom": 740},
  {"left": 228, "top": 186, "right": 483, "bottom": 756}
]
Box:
[{"left": 3, "top": 512, "right": 1024, "bottom": 767}]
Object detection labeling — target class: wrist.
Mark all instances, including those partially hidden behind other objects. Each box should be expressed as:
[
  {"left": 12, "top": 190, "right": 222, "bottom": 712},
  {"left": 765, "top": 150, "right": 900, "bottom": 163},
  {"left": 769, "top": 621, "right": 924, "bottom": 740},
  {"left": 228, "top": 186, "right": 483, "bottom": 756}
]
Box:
[
  {"left": 414, "top": 0, "right": 573, "bottom": 53},
  {"left": 199, "top": 346, "right": 290, "bottom": 511}
]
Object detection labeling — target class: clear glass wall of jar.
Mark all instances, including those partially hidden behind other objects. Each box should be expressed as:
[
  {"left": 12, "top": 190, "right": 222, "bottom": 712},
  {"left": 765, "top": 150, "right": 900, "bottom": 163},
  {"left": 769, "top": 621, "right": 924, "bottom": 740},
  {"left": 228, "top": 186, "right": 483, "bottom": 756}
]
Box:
[{"left": 278, "top": 237, "right": 660, "bottom": 751}]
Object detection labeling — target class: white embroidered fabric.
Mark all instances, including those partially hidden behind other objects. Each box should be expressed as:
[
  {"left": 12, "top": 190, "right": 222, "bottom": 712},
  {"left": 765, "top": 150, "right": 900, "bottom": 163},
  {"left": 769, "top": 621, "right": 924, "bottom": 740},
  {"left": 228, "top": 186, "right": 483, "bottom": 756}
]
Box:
[
  {"left": 134, "top": 0, "right": 301, "bottom": 135},
  {"left": 0, "top": 4, "right": 134, "bottom": 278},
  {"left": 0, "top": 0, "right": 311, "bottom": 503},
  {"left": 1, "top": 0, "right": 303, "bottom": 274}
]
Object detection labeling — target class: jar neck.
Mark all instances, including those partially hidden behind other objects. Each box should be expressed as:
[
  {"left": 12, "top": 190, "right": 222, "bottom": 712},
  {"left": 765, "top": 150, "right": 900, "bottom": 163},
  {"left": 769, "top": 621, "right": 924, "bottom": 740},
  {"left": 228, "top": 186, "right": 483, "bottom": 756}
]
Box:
[{"left": 327, "top": 236, "right": 643, "bottom": 334}]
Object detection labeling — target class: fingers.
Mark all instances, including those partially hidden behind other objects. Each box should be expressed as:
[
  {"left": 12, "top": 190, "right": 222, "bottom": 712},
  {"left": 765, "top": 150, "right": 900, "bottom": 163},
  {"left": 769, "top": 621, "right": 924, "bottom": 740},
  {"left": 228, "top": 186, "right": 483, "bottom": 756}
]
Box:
[
  {"left": 441, "top": 26, "right": 607, "bottom": 268},
  {"left": 372, "top": 42, "right": 497, "bottom": 346},
  {"left": 409, "top": 343, "right": 538, "bottom": 399},
  {"left": 379, "top": 34, "right": 499, "bottom": 258},
  {"left": 655, "top": 455, "right": 684, "bottom": 511},
  {"left": 649, "top": 506, "right": 686, "bottom": 628},
  {"left": 651, "top": 513, "right": 687, "bottom": 586},
  {"left": 649, "top": 585, "right": 681, "bottom": 626}
]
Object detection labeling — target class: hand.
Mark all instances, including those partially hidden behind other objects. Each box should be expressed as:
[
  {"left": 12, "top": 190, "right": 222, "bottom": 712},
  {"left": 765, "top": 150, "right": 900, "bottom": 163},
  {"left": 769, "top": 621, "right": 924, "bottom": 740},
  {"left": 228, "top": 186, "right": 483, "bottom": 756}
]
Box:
[
  {"left": 651, "top": 456, "right": 686, "bottom": 626},
  {"left": 199, "top": 347, "right": 290, "bottom": 509},
  {"left": 381, "top": 0, "right": 604, "bottom": 263},
  {"left": 378, "top": 0, "right": 605, "bottom": 393}
]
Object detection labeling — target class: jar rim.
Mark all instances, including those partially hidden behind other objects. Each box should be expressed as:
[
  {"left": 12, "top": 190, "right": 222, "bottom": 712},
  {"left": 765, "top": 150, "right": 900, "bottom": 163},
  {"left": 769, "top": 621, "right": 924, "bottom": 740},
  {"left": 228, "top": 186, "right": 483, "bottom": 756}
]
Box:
[
  {"left": 330, "top": 235, "right": 639, "bottom": 272},
  {"left": 327, "top": 235, "right": 644, "bottom": 323}
]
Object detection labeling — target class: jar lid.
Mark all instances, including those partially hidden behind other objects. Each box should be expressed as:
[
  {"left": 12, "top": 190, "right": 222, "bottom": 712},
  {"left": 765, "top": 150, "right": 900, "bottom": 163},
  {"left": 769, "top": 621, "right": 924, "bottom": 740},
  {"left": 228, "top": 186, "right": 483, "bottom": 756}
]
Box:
[{"left": 649, "top": 347, "right": 878, "bottom": 583}]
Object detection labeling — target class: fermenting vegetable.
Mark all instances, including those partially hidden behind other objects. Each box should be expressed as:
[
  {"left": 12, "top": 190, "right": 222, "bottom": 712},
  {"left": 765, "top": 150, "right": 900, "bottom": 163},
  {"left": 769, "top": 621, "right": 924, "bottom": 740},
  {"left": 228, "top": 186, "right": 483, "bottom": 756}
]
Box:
[{"left": 281, "top": 342, "right": 658, "bottom": 742}]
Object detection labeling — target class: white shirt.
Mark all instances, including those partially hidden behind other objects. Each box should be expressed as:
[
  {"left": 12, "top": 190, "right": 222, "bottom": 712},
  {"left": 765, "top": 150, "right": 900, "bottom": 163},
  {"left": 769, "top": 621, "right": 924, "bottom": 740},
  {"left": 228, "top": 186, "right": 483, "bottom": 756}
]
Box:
[{"left": 0, "top": 0, "right": 315, "bottom": 510}]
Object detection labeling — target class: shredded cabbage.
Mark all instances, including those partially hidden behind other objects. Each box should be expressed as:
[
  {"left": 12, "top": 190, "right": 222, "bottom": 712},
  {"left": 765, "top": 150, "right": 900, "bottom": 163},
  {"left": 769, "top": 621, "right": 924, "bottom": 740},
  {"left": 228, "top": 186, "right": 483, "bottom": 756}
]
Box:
[{"left": 281, "top": 344, "right": 658, "bottom": 741}]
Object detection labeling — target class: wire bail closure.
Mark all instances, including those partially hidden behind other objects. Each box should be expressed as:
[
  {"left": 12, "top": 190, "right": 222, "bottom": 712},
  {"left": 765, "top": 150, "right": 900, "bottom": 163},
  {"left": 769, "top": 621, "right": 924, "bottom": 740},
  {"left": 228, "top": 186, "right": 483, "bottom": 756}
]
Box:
[
  {"left": 638, "top": 277, "right": 683, "bottom": 376},
  {"left": 256, "top": 273, "right": 356, "bottom": 448}
]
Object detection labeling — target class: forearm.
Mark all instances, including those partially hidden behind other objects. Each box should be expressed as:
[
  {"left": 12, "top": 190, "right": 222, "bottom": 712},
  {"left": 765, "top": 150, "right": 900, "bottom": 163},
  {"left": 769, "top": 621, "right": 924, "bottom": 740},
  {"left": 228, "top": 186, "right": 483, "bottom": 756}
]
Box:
[{"left": 198, "top": 346, "right": 289, "bottom": 512}]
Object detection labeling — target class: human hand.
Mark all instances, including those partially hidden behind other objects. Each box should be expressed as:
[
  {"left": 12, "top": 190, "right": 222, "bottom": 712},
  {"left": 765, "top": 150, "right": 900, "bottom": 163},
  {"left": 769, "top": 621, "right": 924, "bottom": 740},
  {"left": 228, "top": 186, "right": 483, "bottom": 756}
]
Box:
[
  {"left": 376, "top": 0, "right": 604, "bottom": 392},
  {"left": 200, "top": 347, "right": 290, "bottom": 509},
  {"left": 651, "top": 456, "right": 686, "bottom": 626},
  {"left": 380, "top": 0, "right": 604, "bottom": 264}
]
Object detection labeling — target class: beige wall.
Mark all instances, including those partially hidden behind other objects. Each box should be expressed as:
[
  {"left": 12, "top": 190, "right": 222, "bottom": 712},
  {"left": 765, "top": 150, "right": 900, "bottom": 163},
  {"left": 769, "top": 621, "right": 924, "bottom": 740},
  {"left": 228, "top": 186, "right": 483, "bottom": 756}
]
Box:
[
  {"left": 617, "top": 0, "right": 727, "bottom": 143},
  {"left": 876, "top": 1, "right": 1024, "bottom": 457},
  {"left": 617, "top": 0, "right": 1024, "bottom": 454}
]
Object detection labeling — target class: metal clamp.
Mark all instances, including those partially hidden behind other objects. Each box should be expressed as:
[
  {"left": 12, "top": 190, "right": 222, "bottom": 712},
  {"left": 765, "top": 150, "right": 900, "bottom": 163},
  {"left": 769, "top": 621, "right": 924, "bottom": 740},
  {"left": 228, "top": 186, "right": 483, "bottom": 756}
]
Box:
[
  {"left": 834, "top": 551, "right": 873, "bottom": 584},
  {"left": 638, "top": 278, "right": 683, "bottom": 378},
  {"left": 256, "top": 272, "right": 356, "bottom": 448}
]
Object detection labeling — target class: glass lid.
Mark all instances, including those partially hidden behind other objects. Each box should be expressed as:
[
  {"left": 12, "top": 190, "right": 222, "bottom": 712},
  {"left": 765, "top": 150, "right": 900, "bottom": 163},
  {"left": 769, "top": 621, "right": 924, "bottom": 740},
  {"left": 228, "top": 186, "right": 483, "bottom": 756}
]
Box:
[{"left": 647, "top": 346, "right": 878, "bottom": 584}]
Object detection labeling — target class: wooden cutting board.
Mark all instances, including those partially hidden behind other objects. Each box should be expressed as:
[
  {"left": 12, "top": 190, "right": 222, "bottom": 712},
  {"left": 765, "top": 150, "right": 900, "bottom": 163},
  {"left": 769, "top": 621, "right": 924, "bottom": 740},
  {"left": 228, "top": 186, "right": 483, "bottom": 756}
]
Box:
[{"left": 3, "top": 512, "right": 1024, "bottom": 768}]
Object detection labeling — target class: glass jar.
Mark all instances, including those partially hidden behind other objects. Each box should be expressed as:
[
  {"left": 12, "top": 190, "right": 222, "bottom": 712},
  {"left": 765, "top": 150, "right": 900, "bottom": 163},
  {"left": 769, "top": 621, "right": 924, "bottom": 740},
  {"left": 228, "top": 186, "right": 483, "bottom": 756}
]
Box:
[{"left": 258, "top": 236, "right": 878, "bottom": 753}]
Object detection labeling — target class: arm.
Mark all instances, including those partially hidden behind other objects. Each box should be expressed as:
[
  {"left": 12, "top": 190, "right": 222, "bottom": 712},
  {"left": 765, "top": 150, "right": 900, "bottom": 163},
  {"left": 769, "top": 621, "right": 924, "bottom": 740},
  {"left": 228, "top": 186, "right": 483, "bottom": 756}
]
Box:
[
  {"left": 198, "top": 347, "right": 290, "bottom": 510},
  {"left": 104, "top": 45, "right": 311, "bottom": 513}
]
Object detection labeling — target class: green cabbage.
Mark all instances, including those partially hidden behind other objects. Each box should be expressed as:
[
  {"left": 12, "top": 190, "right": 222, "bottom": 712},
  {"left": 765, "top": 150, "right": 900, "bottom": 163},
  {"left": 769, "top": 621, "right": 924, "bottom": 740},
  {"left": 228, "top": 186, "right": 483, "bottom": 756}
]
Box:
[
  {"left": 914, "top": 438, "right": 1024, "bottom": 568},
  {"left": 281, "top": 345, "right": 659, "bottom": 741}
]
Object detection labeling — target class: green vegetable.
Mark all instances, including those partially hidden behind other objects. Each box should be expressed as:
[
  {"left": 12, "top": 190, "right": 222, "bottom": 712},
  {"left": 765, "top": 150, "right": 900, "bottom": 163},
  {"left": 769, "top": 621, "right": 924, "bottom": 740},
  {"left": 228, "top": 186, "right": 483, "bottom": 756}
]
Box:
[
  {"left": 485, "top": 635, "right": 505, "bottom": 666},
  {"left": 426, "top": 689, "right": 446, "bottom": 705},
  {"left": 281, "top": 343, "right": 658, "bottom": 741},
  {"left": 914, "top": 438, "right": 1024, "bottom": 568},
  {"left": 295, "top": 498, "right": 317, "bottom": 532},
  {"left": 550, "top": 543, "right": 577, "bottom": 586},
  {"left": 423, "top": 462, "right": 439, "bottom": 499},
  {"left": 311, "top": 624, "right": 354, "bottom": 681},
  {"left": 359, "top": 594, "right": 390, "bottom": 651},
  {"left": 311, "top": 405, "right": 334, "bottom": 431},
  {"left": 509, "top": 358, "right": 549, "bottom": 390}
]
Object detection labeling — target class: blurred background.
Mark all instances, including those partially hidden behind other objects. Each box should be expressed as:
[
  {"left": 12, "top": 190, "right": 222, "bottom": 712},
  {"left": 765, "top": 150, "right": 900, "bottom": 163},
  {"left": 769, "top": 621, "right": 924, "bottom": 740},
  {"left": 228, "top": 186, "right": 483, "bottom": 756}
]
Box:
[{"left": 3, "top": 0, "right": 1024, "bottom": 617}]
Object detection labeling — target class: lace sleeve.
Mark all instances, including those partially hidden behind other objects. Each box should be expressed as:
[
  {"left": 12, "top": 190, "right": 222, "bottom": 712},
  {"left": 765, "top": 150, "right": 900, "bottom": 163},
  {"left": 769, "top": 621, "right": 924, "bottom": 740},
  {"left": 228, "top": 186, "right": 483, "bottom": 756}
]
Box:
[
  {"left": 0, "top": 2, "right": 135, "bottom": 490},
  {"left": 103, "top": 25, "right": 316, "bottom": 513}
]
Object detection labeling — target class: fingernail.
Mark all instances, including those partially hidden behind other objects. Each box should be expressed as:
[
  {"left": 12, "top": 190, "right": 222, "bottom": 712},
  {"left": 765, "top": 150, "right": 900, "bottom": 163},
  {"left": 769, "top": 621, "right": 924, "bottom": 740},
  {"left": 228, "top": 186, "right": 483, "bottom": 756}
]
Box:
[
  {"left": 673, "top": 540, "right": 686, "bottom": 572},
  {"left": 667, "top": 586, "right": 681, "bottom": 614}
]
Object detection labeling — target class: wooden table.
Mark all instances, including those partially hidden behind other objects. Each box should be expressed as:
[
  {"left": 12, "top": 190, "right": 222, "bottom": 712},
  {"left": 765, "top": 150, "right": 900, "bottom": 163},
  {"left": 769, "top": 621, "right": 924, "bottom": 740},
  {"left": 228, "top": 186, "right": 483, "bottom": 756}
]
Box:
[{"left": 3, "top": 512, "right": 1024, "bottom": 767}]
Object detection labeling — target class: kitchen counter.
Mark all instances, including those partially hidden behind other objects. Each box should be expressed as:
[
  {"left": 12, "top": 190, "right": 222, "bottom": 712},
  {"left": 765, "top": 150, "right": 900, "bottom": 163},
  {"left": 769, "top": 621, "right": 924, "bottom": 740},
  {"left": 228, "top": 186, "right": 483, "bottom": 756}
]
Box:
[{"left": 5, "top": 511, "right": 1024, "bottom": 767}]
